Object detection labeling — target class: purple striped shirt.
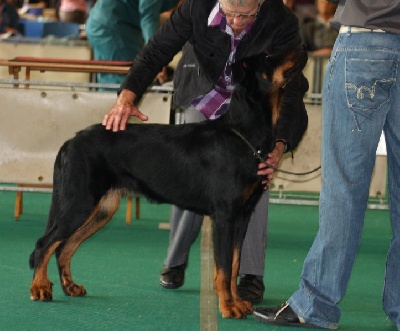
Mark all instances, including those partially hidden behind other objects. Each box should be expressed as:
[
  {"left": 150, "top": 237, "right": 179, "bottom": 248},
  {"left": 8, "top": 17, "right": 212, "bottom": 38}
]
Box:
[{"left": 191, "top": 2, "right": 254, "bottom": 120}]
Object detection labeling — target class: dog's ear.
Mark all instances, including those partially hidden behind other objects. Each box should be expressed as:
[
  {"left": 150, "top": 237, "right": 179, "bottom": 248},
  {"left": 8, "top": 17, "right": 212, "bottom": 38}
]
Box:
[{"left": 283, "top": 45, "right": 308, "bottom": 80}]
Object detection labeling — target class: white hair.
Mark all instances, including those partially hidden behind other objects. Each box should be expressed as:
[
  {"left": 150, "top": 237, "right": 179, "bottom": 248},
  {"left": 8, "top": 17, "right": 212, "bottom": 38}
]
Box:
[{"left": 224, "top": 0, "right": 266, "bottom": 6}]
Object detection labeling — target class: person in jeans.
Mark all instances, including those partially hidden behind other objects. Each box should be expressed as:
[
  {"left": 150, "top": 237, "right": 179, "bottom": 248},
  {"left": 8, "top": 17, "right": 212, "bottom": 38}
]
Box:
[
  {"left": 254, "top": 0, "right": 400, "bottom": 329},
  {"left": 102, "top": 0, "right": 308, "bottom": 304}
]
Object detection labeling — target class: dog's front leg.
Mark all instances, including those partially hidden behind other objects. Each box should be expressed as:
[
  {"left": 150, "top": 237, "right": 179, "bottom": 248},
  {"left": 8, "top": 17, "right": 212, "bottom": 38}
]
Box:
[
  {"left": 231, "top": 243, "right": 254, "bottom": 314},
  {"left": 230, "top": 242, "right": 253, "bottom": 314},
  {"left": 214, "top": 263, "right": 236, "bottom": 318},
  {"left": 212, "top": 217, "right": 251, "bottom": 318}
]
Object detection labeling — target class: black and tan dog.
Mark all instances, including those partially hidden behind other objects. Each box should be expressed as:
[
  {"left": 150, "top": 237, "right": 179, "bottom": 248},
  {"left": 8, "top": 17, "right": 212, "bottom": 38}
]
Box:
[{"left": 29, "top": 46, "right": 308, "bottom": 318}]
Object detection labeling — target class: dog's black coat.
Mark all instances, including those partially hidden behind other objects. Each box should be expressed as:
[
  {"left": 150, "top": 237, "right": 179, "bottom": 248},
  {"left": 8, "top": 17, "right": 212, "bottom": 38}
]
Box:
[{"left": 29, "top": 47, "right": 308, "bottom": 318}]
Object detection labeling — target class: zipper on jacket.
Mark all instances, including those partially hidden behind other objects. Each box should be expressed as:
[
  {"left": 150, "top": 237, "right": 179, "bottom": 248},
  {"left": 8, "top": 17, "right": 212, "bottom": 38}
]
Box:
[{"left": 183, "top": 63, "right": 201, "bottom": 76}]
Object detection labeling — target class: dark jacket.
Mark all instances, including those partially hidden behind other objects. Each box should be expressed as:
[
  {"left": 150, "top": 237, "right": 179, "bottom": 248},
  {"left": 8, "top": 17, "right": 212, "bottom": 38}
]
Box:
[
  {"left": 1, "top": 2, "right": 20, "bottom": 33},
  {"left": 121, "top": 0, "right": 308, "bottom": 151}
]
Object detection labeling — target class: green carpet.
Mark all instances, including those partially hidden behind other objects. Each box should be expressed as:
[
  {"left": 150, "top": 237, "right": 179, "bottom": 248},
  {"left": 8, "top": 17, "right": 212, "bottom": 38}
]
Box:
[
  {"left": 0, "top": 189, "right": 397, "bottom": 330},
  {"left": 0, "top": 191, "right": 200, "bottom": 331}
]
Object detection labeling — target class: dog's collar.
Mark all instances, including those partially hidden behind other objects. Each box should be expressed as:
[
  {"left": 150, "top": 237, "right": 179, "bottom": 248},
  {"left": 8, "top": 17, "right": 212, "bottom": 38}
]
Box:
[
  {"left": 230, "top": 129, "right": 266, "bottom": 162},
  {"left": 230, "top": 129, "right": 321, "bottom": 176}
]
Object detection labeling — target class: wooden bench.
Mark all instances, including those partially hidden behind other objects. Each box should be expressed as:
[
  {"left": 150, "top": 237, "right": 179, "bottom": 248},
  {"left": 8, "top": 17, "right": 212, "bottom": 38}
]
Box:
[{"left": 0, "top": 57, "right": 132, "bottom": 88}]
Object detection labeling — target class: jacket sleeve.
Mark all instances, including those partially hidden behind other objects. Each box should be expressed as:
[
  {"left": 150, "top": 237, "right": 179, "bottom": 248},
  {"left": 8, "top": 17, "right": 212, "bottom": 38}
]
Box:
[{"left": 275, "top": 73, "right": 309, "bottom": 152}]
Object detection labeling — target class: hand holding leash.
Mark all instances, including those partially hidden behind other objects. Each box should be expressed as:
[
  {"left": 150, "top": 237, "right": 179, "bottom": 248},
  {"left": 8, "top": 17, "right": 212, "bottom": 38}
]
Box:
[
  {"left": 258, "top": 141, "right": 286, "bottom": 190},
  {"left": 102, "top": 89, "right": 148, "bottom": 131}
]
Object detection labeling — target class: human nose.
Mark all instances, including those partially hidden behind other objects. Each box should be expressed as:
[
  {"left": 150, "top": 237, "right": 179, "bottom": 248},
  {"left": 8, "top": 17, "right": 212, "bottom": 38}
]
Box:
[{"left": 232, "top": 14, "right": 245, "bottom": 20}]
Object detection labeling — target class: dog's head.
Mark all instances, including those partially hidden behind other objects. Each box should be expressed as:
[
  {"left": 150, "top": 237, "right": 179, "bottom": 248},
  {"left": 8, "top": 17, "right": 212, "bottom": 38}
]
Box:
[
  {"left": 233, "top": 45, "right": 308, "bottom": 89},
  {"left": 233, "top": 45, "right": 308, "bottom": 125}
]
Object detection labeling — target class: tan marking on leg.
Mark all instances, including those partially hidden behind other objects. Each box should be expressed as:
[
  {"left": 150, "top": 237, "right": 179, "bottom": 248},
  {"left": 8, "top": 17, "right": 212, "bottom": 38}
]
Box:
[
  {"left": 30, "top": 241, "right": 62, "bottom": 301},
  {"left": 58, "top": 190, "right": 121, "bottom": 297},
  {"left": 214, "top": 248, "right": 252, "bottom": 319},
  {"left": 231, "top": 247, "right": 240, "bottom": 301},
  {"left": 214, "top": 268, "right": 233, "bottom": 318},
  {"left": 231, "top": 247, "right": 253, "bottom": 315}
]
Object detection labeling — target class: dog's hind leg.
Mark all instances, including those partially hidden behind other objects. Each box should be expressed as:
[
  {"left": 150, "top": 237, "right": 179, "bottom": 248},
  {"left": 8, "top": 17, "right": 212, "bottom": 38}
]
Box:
[
  {"left": 55, "top": 189, "right": 121, "bottom": 297},
  {"left": 30, "top": 237, "right": 63, "bottom": 301},
  {"left": 30, "top": 152, "right": 66, "bottom": 301}
]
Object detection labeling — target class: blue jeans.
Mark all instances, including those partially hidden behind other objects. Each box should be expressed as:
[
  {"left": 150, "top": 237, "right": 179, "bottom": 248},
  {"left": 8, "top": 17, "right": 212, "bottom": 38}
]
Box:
[{"left": 289, "top": 31, "right": 400, "bottom": 329}]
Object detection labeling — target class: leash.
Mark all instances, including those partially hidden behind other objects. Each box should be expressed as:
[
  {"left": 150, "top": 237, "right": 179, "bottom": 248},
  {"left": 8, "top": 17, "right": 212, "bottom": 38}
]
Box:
[{"left": 230, "top": 129, "right": 321, "bottom": 176}]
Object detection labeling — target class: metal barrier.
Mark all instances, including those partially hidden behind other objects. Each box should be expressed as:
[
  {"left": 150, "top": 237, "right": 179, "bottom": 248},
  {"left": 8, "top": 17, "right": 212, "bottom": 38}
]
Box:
[
  {"left": 0, "top": 54, "right": 389, "bottom": 214},
  {"left": 302, "top": 54, "right": 329, "bottom": 104},
  {"left": 0, "top": 82, "right": 173, "bottom": 221}
]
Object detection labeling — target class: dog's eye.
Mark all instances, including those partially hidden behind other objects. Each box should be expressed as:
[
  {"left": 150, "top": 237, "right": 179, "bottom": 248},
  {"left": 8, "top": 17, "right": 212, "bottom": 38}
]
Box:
[
  {"left": 242, "top": 61, "right": 248, "bottom": 68},
  {"left": 261, "top": 73, "right": 267, "bottom": 80}
]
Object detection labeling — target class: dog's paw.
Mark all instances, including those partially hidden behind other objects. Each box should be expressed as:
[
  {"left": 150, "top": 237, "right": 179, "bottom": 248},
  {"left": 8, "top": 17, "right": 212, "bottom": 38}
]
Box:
[
  {"left": 219, "top": 299, "right": 253, "bottom": 319},
  {"left": 62, "top": 282, "right": 87, "bottom": 297},
  {"left": 30, "top": 279, "right": 53, "bottom": 301},
  {"left": 235, "top": 298, "right": 253, "bottom": 314}
]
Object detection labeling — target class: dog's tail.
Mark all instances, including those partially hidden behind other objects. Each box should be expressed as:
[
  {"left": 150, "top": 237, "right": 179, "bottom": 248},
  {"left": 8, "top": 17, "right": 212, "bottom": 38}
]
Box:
[{"left": 45, "top": 140, "right": 70, "bottom": 232}]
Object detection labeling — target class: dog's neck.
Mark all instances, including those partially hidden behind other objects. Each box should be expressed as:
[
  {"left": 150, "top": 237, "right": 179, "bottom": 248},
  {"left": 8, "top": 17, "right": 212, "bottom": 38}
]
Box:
[{"left": 215, "top": 83, "right": 278, "bottom": 154}]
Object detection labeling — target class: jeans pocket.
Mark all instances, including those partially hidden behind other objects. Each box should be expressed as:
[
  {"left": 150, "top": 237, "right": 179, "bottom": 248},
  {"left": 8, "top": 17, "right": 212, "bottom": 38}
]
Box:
[{"left": 345, "top": 58, "right": 397, "bottom": 116}]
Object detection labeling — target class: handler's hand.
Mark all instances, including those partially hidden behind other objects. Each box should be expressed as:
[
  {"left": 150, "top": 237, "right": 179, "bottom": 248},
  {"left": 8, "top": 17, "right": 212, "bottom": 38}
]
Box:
[
  {"left": 156, "top": 67, "right": 169, "bottom": 85},
  {"left": 257, "top": 141, "right": 286, "bottom": 190},
  {"left": 102, "top": 89, "right": 148, "bottom": 131}
]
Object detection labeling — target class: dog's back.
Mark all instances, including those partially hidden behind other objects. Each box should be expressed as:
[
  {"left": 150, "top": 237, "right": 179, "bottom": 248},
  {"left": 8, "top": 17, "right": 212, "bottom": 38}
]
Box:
[{"left": 55, "top": 119, "right": 261, "bottom": 216}]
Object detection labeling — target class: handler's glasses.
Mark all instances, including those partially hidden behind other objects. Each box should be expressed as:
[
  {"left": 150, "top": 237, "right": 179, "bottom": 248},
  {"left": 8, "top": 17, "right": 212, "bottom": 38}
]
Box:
[{"left": 219, "top": 1, "right": 261, "bottom": 21}]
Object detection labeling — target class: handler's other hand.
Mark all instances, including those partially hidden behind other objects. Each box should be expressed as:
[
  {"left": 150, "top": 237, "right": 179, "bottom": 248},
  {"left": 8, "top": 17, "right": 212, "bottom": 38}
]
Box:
[
  {"left": 102, "top": 89, "right": 148, "bottom": 131},
  {"left": 156, "top": 67, "right": 169, "bottom": 85},
  {"left": 257, "top": 141, "right": 286, "bottom": 190}
]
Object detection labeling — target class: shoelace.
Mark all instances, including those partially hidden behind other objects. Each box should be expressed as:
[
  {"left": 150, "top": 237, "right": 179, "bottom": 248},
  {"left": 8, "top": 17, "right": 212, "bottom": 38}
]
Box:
[
  {"left": 274, "top": 302, "right": 307, "bottom": 324},
  {"left": 275, "top": 302, "right": 290, "bottom": 320}
]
